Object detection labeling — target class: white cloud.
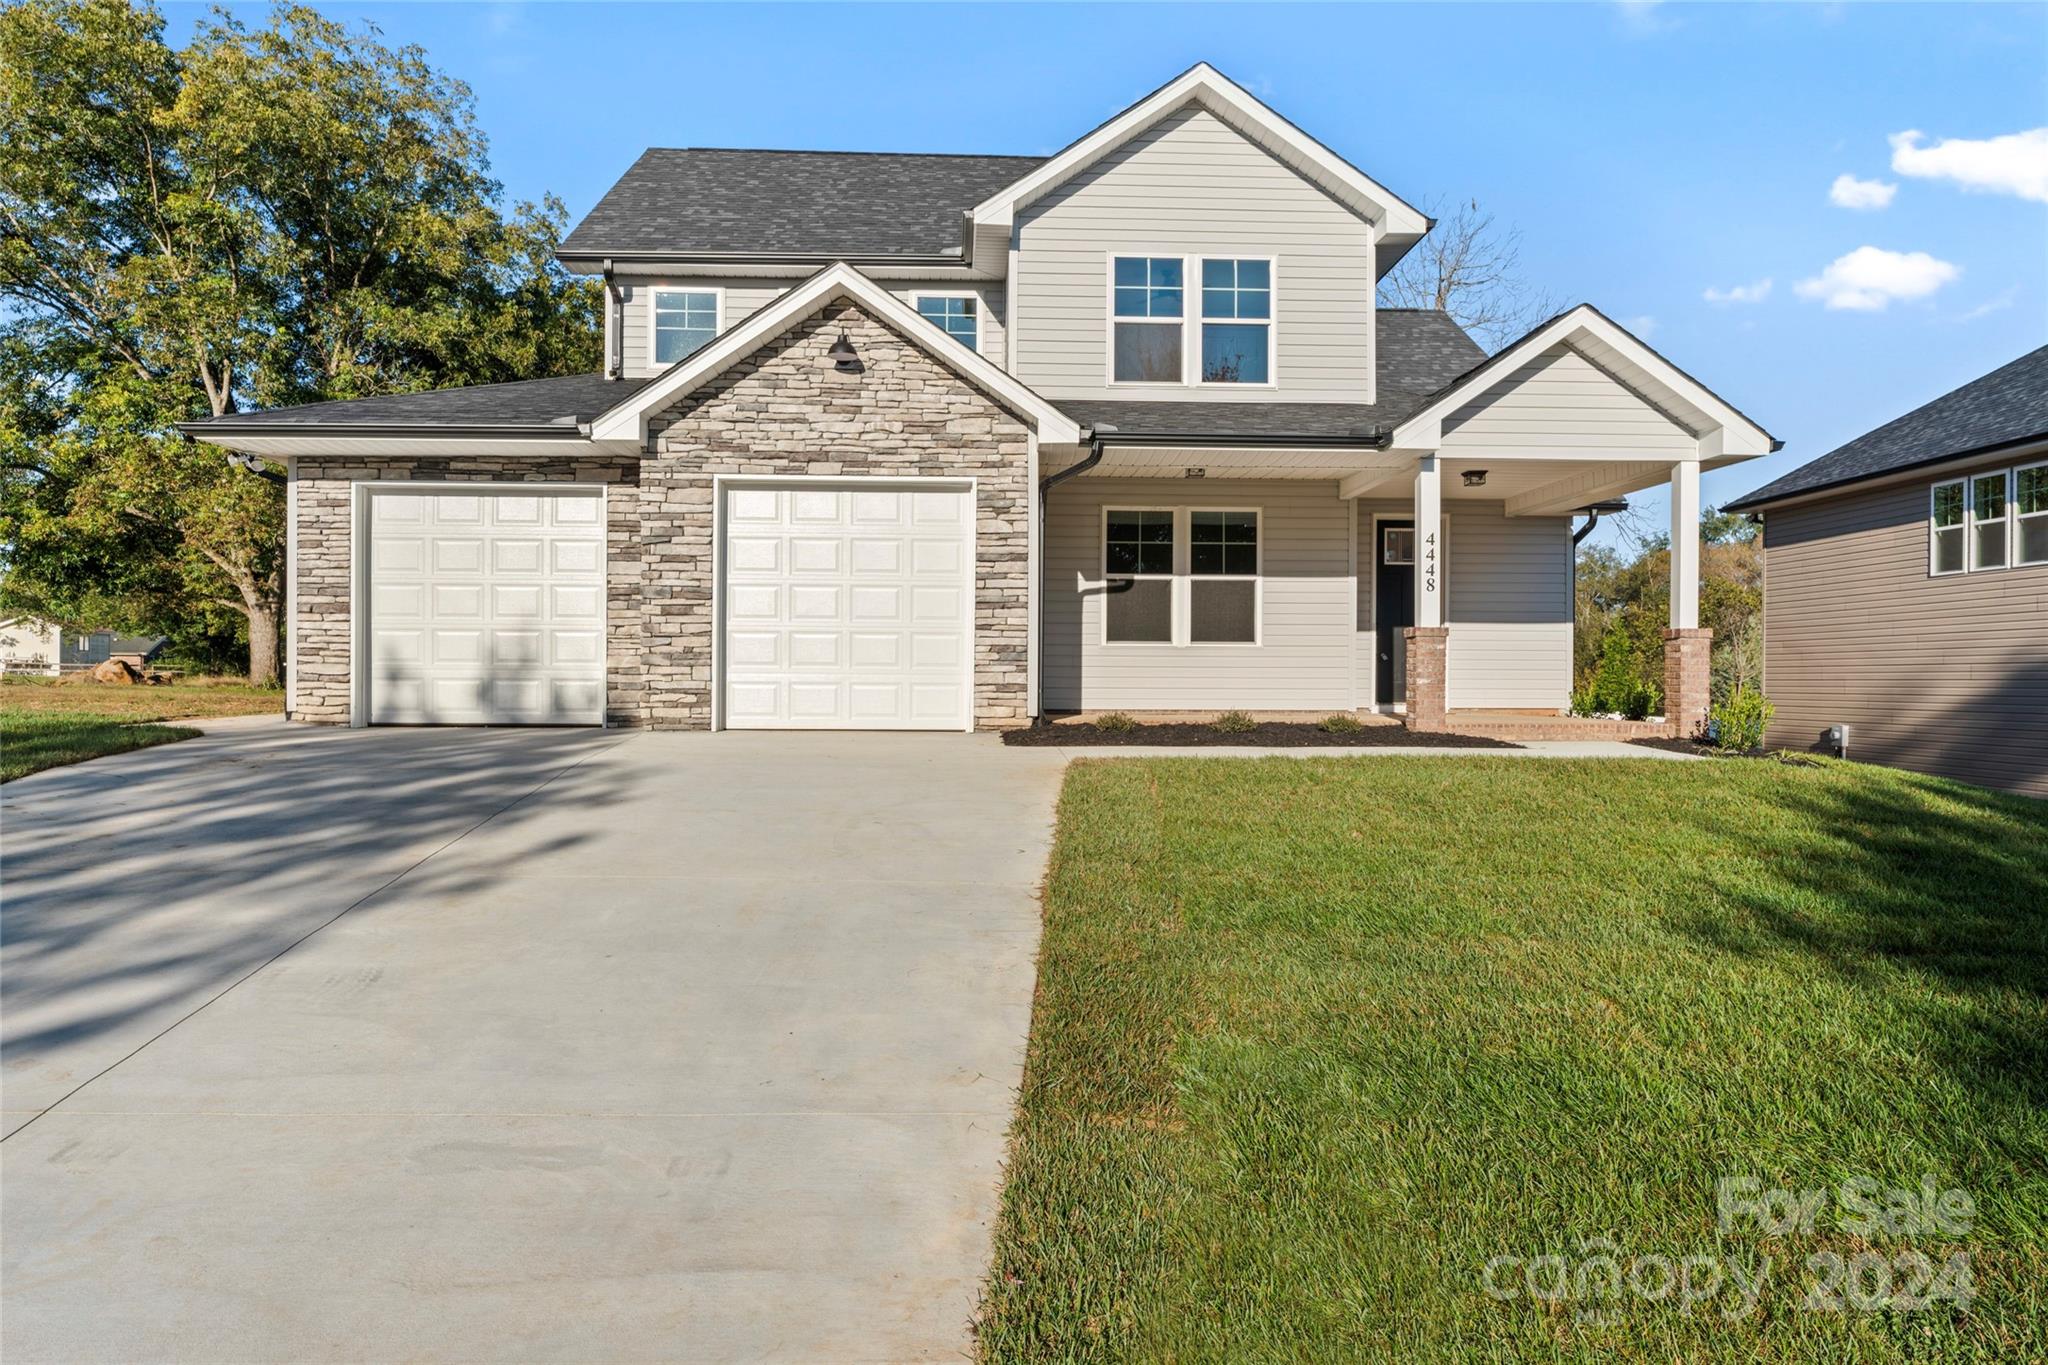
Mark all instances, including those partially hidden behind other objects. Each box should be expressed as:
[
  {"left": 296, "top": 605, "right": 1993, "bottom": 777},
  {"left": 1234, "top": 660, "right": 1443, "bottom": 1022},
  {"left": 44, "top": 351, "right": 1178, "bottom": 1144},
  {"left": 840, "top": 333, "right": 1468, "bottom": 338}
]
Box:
[
  {"left": 1956, "top": 288, "right": 2017, "bottom": 323},
  {"left": 1621, "top": 314, "right": 1659, "bottom": 338},
  {"left": 1794, "top": 247, "right": 1960, "bottom": 311},
  {"left": 1614, "top": 0, "right": 1674, "bottom": 36},
  {"left": 1828, "top": 174, "right": 1897, "bottom": 210},
  {"left": 1889, "top": 128, "right": 2048, "bottom": 204},
  {"left": 1703, "top": 278, "right": 1773, "bottom": 305}
]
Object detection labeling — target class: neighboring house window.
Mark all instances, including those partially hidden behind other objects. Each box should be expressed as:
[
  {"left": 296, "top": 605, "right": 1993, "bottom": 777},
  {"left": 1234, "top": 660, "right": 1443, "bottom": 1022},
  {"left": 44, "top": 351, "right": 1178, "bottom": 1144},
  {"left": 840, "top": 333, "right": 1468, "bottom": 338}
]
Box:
[
  {"left": 1188, "top": 510, "right": 1259, "bottom": 643},
  {"left": 1101, "top": 507, "right": 1260, "bottom": 646},
  {"left": 1103, "top": 508, "right": 1174, "bottom": 642},
  {"left": 1199, "top": 258, "right": 1272, "bottom": 384},
  {"left": 2018, "top": 462, "right": 2048, "bottom": 565},
  {"left": 914, "top": 295, "right": 978, "bottom": 350},
  {"left": 651, "top": 288, "right": 720, "bottom": 365},
  {"left": 1930, "top": 480, "right": 1965, "bottom": 575},
  {"left": 1971, "top": 471, "right": 2009, "bottom": 570},
  {"left": 1111, "top": 257, "right": 1184, "bottom": 383}
]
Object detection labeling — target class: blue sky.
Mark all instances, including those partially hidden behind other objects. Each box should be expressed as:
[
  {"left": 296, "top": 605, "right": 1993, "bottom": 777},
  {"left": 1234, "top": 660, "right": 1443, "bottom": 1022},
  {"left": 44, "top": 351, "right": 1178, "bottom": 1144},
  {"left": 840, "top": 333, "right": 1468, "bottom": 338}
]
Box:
[{"left": 178, "top": 1, "right": 2047, "bottom": 547}]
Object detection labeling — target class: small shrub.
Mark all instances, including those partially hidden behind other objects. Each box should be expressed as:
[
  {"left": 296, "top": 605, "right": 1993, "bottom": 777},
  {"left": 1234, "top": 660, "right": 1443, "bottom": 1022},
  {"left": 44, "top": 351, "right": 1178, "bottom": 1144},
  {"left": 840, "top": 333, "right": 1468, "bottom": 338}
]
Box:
[
  {"left": 1319, "top": 713, "right": 1364, "bottom": 734},
  {"left": 1212, "top": 710, "right": 1257, "bottom": 734},
  {"left": 1093, "top": 711, "right": 1137, "bottom": 733},
  {"left": 1569, "top": 686, "right": 1601, "bottom": 718},
  {"left": 1707, "top": 685, "right": 1774, "bottom": 750}
]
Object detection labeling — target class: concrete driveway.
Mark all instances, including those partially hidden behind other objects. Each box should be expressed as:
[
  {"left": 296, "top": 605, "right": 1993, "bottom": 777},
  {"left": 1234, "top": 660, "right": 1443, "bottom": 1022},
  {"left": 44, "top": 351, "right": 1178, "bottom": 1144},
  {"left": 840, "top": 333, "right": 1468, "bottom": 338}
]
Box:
[{"left": 2, "top": 722, "right": 1066, "bottom": 1362}]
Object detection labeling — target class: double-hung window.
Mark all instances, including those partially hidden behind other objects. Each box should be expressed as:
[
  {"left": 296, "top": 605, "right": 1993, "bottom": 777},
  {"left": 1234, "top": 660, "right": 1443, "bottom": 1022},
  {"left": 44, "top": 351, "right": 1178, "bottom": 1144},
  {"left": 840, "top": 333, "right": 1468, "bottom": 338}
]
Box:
[
  {"left": 651, "top": 288, "right": 721, "bottom": 365},
  {"left": 2017, "top": 462, "right": 2048, "bottom": 565},
  {"left": 1102, "top": 507, "right": 1260, "bottom": 645},
  {"left": 1111, "top": 258, "right": 1184, "bottom": 382},
  {"left": 1200, "top": 259, "right": 1271, "bottom": 384},
  {"left": 1931, "top": 464, "right": 2048, "bottom": 574},
  {"left": 915, "top": 294, "right": 978, "bottom": 351}
]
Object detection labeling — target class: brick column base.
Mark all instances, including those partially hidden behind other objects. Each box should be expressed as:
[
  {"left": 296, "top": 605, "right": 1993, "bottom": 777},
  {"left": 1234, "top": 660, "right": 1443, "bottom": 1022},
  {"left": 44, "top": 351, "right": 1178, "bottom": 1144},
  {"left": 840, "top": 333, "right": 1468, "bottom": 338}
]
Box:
[
  {"left": 1404, "top": 626, "right": 1451, "bottom": 732},
  {"left": 1663, "top": 627, "right": 1713, "bottom": 740}
]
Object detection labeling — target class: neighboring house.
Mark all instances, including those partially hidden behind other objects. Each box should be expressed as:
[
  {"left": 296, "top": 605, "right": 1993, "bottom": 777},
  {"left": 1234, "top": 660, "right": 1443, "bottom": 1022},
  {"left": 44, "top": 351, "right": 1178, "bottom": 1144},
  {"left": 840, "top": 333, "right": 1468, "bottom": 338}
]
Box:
[
  {"left": 182, "top": 64, "right": 1774, "bottom": 736},
  {"left": 59, "top": 631, "right": 169, "bottom": 671},
  {"left": 0, "top": 617, "right": 62, "bottom": 675},
  {"left": 1726, "top": 346, "right": 2048, "bottom": 798}
]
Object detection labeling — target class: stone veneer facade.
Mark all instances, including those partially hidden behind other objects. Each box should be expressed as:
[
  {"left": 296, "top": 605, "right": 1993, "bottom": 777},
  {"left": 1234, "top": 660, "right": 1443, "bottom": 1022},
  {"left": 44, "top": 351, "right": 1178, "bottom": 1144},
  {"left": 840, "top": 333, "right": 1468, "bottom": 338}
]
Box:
[{"left": 287, "top": 299, "right": 1033, "bottom": 730}]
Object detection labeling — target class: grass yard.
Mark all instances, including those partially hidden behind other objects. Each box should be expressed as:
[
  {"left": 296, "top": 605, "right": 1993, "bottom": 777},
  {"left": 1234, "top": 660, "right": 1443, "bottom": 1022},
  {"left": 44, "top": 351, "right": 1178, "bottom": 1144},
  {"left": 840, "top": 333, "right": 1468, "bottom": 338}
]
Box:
[
  {"left": 979, "top": 757, "right": 2047, "bottom": 1362},
  {"left": 0, "top": 676, "right": 277, "bottom": 781}
]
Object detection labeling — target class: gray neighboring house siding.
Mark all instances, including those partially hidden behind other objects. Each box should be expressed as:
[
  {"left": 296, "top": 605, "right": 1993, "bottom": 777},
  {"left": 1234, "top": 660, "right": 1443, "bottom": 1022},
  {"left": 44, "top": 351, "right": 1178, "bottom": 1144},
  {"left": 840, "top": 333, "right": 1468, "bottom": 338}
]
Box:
[{"left": 1757, "top": 451, "right": 2048, "bottom": 798}]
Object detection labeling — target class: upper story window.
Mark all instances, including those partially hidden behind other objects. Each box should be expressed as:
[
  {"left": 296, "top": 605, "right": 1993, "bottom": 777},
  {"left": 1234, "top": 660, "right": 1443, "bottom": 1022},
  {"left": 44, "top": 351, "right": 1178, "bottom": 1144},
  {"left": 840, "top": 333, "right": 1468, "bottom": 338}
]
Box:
[
  {"left": 1110, "top": 255, "right": 1275, "bottom": 386},
  {"left": 651, "top": 288, "right": 721, "bottom": 365},
  {"left": 914, "top": 294, "right": 978, "bottom": 351},
  {"left": 1200, "top": 259, "right": 1272, "bottom": 384},
  {"left": 1111, "top": 257, "right": 1184, "bottom": 383},
  {"left": 1931, "top": 462, "right": 2047, "bottom": 576}
]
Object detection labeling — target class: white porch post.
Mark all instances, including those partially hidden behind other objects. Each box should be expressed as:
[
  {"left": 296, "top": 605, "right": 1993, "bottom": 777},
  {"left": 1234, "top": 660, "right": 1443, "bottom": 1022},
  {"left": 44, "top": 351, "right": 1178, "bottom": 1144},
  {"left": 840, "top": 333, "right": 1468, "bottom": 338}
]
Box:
[
  {"left": 1414, "top": 455, "right": 1443, "bottom": 627},
  {"left": 1669, "top": 458, "right": 1700, "bottom": 629}
]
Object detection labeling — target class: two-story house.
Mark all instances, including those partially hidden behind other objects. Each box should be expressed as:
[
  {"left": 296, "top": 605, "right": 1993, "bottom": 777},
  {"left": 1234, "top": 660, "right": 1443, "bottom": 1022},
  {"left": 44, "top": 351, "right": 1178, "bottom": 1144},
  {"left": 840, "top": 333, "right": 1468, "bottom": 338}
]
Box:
[{"left": 185, "top": 64, "right": 1775, "bottom": 736}]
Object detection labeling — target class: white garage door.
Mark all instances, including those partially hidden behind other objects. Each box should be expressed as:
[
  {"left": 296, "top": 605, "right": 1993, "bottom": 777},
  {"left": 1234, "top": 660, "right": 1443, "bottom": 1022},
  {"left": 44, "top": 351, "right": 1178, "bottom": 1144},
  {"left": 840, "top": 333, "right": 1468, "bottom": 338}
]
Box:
[
  {"left": 367, "top": 488, "right": 605, "bottom": 725},
  {"left": 722, "top": 483, "right": 973, "bottom": 730}
]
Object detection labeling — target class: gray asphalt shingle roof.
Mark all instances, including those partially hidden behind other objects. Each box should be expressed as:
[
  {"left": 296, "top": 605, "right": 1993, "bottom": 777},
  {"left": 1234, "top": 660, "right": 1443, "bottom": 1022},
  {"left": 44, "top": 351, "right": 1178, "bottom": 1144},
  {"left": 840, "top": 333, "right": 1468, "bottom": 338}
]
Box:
[
  {"left": 1726, "top": 344, "right": 2048, "bottom": 511},
  {"left": 192, "top": 373, "right": 654, "bottom": 428},
  {"left": 1056, "top": 311, "right": 1486, "bottom": 438},
  {"left": 557, "top": 149, "right": 1046, "bottom": 259}
]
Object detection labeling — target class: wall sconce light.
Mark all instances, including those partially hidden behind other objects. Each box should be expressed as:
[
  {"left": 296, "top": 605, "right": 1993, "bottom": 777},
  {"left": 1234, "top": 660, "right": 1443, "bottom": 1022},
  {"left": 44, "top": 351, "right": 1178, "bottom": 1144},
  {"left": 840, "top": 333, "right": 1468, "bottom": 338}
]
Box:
[
  {"left": 1462, "top": 469, "right": 1489, "bottom": 488},
  {"left": 827, "top": 333, "right": 860, "bottom": 372}
]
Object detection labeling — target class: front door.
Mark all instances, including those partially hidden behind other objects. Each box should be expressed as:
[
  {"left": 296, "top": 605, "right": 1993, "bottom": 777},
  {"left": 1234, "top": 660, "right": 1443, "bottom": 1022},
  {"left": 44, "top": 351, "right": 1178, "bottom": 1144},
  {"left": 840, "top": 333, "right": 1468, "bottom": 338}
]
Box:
[{"left": 1374, "top": 520, "right": 1415, "bottom": 705}]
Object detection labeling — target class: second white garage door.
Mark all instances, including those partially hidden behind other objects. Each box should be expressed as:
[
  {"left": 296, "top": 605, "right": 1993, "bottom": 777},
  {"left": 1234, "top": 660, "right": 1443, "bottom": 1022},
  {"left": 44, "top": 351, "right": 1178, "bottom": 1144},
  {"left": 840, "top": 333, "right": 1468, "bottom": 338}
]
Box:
[
  {"left": 366, "top": 487, "right": 606, "bottom": 725},
  {"left": 722, "top": 482, "right": 974, "bottom": 729}
]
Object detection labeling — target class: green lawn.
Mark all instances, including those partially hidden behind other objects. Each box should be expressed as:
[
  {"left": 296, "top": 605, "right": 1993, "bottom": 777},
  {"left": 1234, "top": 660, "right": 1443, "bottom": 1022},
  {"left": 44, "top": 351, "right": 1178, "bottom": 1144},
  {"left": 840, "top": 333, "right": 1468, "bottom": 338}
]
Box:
[
  {"left": 0, "top": 677, "right": 276, "bottom": 782},
  {"left": 979, "top": 756, "right": 2047, "bottom": 1362}
]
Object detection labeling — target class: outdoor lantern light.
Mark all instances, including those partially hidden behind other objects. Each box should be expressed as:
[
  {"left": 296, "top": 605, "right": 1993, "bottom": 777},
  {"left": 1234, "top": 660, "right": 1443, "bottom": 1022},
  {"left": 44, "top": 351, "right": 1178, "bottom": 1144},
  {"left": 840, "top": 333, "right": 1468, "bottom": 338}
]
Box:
[
  {"left": 827, "top": 332, "right": 860, "bottom": 371},
  {"left": 1462, "top": 469, "right": 1490, "bottom": 487}
]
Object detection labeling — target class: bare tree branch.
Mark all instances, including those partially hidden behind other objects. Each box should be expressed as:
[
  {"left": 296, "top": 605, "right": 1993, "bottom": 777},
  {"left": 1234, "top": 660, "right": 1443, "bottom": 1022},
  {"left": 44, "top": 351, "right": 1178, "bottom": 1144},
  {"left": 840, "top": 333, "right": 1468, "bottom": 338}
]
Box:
[{"left": 1377, "top": 197, "right": 1564, "bottom": 352}]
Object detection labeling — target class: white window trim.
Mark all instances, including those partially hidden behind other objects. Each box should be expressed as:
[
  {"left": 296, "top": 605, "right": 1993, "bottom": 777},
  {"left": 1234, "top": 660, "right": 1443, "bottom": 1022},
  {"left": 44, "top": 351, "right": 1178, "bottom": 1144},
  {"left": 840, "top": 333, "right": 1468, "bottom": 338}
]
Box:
[
  {"left": 1098, "top": 504, "right": 1263, "bottom": 648},
  {"left": 1103, "top": 253, "right": 1279, "bottom": 390},
  {"left": 1195, "top": 255, "right": 1278, "bottom": 391},
  {"left": 2016, "top": 459, "right": 2048, "bottom": 567},
  {"left": 1930, "top": 478, "right": 1966, "bottom": 576},
  {"left": 647, "top": 285, "right": 725, "bottom": 370},
  {"left": 1968, "top": 468, "right": 2012, "bottom": 572},
  {"left": 909, "top": 290, "right": 982, "bottom": 356}
]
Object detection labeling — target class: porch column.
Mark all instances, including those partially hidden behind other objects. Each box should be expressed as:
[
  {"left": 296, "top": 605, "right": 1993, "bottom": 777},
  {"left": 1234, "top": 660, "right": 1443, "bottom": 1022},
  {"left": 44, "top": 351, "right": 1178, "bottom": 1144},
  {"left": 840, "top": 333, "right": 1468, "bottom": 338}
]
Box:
[
  {"left": 1405, "top": 455, "right": 1450, "bottom": 732},
  {"left": 1663, "top": 458, "right": 1711, "bottom": 738}
]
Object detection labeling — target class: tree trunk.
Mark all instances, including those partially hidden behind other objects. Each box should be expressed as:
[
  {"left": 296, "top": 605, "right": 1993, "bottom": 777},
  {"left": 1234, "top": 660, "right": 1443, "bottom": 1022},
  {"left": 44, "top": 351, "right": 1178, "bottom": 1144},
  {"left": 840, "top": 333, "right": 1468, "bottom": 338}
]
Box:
[{"left": 246, "top": 600, "right": 281, "bottom": 688}]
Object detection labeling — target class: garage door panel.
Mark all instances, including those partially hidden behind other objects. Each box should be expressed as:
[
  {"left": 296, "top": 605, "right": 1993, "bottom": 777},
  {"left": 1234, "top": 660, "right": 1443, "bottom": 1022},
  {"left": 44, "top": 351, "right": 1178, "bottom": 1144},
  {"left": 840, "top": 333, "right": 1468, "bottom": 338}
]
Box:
[
  {"left": 723, "top": 483, "right": 970, "bottom": 730},
  {"left": 368, "top": 488, "right": 604, "bottom": 725}
]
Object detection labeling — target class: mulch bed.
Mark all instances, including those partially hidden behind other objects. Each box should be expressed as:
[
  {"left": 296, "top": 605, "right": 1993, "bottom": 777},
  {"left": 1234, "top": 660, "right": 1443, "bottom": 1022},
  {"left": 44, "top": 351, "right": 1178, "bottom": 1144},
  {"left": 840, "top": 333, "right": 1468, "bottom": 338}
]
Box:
[
  {"left": 1004, "top": 721, "right": 1519, "bottom": 749},
  {"left": 1629, "top": 737, "right": 1822, "bottom": 766}
]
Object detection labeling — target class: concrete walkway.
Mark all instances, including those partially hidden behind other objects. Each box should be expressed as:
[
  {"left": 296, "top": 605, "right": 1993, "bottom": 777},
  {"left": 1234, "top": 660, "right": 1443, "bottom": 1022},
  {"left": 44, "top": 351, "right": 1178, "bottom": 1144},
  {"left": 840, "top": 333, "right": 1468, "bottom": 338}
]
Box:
[{"left": 2, "top": 725, "right": 1066, "bottom": 1362}]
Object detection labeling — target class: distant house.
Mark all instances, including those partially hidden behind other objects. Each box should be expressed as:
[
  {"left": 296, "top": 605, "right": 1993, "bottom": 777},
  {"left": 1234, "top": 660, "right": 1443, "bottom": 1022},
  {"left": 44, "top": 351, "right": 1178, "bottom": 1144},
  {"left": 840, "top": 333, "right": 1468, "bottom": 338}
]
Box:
[
  {"left": 61, "top": 631, "right": 170, "bottom": 671},
  {"left": 1726, "top": 346, "right": 2047, "bottom": 798},
  {"left": 0, "top": 617, "right": 63, "bottom": 675}
]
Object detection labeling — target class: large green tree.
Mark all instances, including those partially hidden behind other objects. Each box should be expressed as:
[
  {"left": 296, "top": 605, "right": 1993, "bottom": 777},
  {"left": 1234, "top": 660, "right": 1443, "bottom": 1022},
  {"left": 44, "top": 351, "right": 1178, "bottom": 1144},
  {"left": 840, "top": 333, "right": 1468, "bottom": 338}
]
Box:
[{"left": 0, "top": 0, "right": 598, "bottom": 682}]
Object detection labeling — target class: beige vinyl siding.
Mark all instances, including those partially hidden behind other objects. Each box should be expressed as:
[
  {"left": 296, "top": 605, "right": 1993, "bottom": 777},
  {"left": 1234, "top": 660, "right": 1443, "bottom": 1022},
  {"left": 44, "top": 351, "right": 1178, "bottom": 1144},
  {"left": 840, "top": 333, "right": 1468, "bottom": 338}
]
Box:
[
  {"left": 1760, "top": 454, "right": 2048, "bottom": 797},
  {"left": 1012, "top": 105, "right": 1374, "bottom": 402},
  {"left": 1441, "top": 345, "right": 1697, "bottom": 457},
  {"left": 1044, "top": 479, "right": 1356, "bottom": 711},
  {"left": 619, "top": 277, "right": 1007, "bottom": 377},
  {"left": 1352, "top": 501, "right": 1573, "bottom": 709}
]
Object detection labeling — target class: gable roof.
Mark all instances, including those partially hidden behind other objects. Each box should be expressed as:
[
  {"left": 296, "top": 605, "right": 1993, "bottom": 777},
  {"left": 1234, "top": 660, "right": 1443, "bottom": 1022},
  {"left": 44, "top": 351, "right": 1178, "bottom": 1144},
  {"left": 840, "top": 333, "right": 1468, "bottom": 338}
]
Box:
[
  {"left": 557, "top": 149, "right": 1043, "bottom": 263},
  {"left": 1389, "top": 304, "right": 1777, "bottom": 463},
  {"left": 1055, "top": 311, "right": 1483, "bottom": 440},
  {"left": 586, "top": 262, "right": 1083, "bottom": 445},
  {"left": 967, "top": 63, "right": 1430, "bottom": 270},
  {"left": 1725, "top": 344, "right": 2048, "bottom": 511}
]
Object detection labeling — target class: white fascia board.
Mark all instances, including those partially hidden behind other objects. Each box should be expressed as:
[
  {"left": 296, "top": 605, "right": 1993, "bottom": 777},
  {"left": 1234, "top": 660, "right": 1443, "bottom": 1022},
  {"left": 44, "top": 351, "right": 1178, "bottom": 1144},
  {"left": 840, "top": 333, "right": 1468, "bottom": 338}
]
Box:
[
  {"left": 589, "top": 262, "right": 1081, "bottom": 445},
  {"left": 1388, "top": 305, "right": 1776, "bottom": 460},
  {"left": 185, "top": 431, "right": 641, "bottom": 460},
  {"left": 967, "top": 63, "right": 1428, "bottom": 239}
]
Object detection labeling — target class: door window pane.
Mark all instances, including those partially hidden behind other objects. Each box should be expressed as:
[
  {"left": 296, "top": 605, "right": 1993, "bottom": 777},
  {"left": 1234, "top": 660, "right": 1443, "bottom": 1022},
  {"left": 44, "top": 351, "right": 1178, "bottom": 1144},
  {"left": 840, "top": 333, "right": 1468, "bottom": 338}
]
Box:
[{"left": 1384, "top": 527, "right": 1416, "bottom": 565}]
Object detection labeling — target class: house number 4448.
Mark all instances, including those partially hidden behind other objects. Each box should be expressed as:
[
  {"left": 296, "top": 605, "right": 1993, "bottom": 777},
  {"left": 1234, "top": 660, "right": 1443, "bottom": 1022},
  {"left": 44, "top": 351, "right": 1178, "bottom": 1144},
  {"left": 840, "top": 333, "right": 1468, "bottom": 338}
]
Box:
[{"left": 1423, "top": 531, "right": 1438, "bottom": 593}]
